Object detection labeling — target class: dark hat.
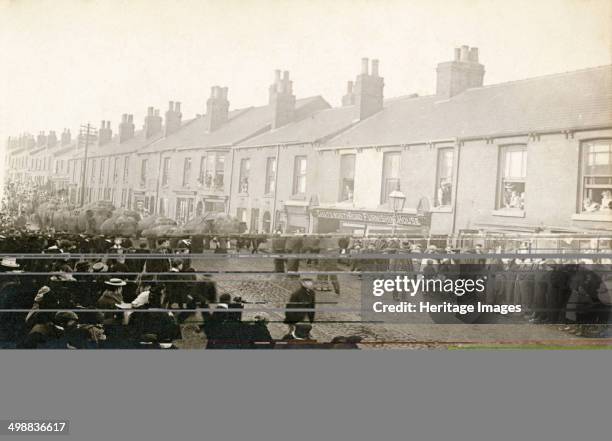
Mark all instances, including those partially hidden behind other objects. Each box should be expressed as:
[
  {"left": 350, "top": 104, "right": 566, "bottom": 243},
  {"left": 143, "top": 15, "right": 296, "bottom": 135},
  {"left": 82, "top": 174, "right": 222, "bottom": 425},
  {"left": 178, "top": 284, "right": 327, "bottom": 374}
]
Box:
[
  {"left": 74, "top": 261, "right": 91, "bottom": 272},
  {"left": 54, "top": 311, "right": 79, "bottom": 327}
]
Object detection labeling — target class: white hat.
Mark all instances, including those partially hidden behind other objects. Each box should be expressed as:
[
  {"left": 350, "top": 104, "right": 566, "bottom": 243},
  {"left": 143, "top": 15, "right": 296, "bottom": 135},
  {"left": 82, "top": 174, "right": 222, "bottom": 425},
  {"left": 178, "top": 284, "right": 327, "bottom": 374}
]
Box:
[
  {"left": 1, "top": 257, "right": 20, "bottom": 268},
  {"left": 104, "top": 278, "right": 127, "bottom": 287}
]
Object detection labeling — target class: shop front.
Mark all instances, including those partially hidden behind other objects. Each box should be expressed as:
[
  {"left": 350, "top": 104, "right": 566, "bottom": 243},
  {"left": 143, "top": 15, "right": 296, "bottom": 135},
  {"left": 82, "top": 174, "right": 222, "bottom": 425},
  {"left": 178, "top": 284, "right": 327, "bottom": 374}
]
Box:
[
  {"left": 311, "top": 206, "right": 430, "bottom": 236},
  {"left": 284, "top": 200, "right": 311, "bottom": 233}
]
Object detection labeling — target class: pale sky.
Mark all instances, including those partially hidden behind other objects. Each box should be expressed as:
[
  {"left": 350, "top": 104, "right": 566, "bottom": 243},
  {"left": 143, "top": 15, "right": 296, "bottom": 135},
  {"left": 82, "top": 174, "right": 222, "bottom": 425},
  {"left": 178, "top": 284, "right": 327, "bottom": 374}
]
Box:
[{"left": 1, "top": 0, "right": 610, "bottom": 182}]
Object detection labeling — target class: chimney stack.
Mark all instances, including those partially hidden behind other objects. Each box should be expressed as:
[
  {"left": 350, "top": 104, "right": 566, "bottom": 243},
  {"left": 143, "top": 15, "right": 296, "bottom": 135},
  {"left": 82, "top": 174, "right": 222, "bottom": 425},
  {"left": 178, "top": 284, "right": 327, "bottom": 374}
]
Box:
[
  {"left": 436, "top": 45, "right": 485, "bottom": 99},
  {"left": 143, "top": 106, "right": 162, "bottom": 138},
  {"left": 205, "top": 86, "right": 230, "bottom": 132},
  {"left": 36, "top": 131, "right": 47, "bottom": 147},
  {"left": 47, "top": 131, "right": 57, "bottom": 148},
  {"left": 98, "top": 121, "right": 113, "bottom": 145},
  {"left": 119, "top": 114, "right": 135, "bottom": 143},
  {"left": 341, "top": 81, "right": 356, "bottom": 106},
  {"left": 164, "top": 101, "right": 182, "bottom": 136},
  {"left": 269, "top": 70, "right": 296, "bottom": 129},
  {"left": 60, "top": 129, "right": 71, "bottom": 146},
  {"left": 353, "top": 58, "right": 384, "bottom": 120}
]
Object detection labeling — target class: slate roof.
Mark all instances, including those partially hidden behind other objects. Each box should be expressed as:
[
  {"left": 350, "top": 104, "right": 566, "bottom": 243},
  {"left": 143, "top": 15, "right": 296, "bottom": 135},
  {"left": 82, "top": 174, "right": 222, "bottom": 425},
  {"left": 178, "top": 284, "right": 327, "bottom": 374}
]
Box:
[
  {"left": 236, "top": 104, "right": 359, "bottom": 148},
  {"left": 323, "top": 65, "right": 612, "bottom": 148},
  {"left": 138, "top": 96, "right": 329, "bottom": 154}
]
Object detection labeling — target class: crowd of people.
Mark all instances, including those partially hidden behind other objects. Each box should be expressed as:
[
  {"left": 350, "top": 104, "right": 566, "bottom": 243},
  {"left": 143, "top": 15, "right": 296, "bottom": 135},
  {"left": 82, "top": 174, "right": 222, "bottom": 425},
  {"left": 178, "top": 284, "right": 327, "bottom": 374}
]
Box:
[
  {"left": 0, "top": 184, "right": 611, "bottom": 348},
  {"left": 0, "top": 226, "right": 369, "bottom": 348}
]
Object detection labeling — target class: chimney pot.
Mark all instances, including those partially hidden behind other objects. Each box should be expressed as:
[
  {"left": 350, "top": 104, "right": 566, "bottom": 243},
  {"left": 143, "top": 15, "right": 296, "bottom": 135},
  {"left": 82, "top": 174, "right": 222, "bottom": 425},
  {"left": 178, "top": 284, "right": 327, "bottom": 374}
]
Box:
[
  {"left": 283, "top": 70, "right": 289, "bottom": 81},
  {"left": 437, "top": 45, "right": 485, "bottom": 98},
  {"left": 371, "top": 59, "right": 379, "bottom": 77},
  {"left": 469, "top": 47, "right": 479, "bottom": 62},
  {"left": 164, "top": 99, "right": 182, "bottom": 136},
  {"left": 347, "top": 81, "right": 354, "bottom": 93},
  {"left": 128, "top": 114, "right": 133, "bottom": 123},
  {"left": 361, "top": 58, "right": 369, "bottom": 75}
]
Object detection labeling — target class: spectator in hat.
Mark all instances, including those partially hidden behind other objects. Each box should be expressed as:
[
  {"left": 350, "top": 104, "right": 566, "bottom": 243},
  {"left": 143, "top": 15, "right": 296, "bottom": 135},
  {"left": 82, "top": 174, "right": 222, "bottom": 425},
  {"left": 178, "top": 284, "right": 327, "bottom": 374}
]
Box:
[
  {"left": 284, "top": 278, "right": 316, "bottom": 332},
  {"left": 97, "top": 278, "right": 127, "bottom": 309},
  {"left": 127, "top": 284, "right": 179, "bottom": 344},
  {"left": 109, "top": 249, "right": 130, "bottom": 277}
]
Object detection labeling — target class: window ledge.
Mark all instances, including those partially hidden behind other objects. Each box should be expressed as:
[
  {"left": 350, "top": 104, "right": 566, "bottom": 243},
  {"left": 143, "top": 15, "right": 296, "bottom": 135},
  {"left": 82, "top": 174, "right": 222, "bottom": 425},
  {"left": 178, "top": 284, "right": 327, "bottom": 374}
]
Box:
[
  {"left": 431, "top": 206, "right": 453, "bottom": 213},
  {"left": 492, "top": 209, "right": 525, "bottom": 218},
  {"left": 572, "top": 212, "right": 612, "bottom": 222}
]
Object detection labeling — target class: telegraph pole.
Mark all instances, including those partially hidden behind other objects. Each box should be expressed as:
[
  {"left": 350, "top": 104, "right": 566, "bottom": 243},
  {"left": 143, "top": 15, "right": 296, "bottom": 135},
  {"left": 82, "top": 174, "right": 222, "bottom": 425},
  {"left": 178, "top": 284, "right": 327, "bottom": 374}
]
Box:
[{"left": 78, "top": 123, "right": 97, "bottom": 207}]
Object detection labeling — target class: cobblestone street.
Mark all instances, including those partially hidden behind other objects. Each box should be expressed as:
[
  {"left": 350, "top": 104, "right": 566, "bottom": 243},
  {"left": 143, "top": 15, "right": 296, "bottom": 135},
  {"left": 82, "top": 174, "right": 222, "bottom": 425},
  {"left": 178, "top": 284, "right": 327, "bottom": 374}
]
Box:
[{"left": 173, "top": 253, "right": 596, "bottom": 348}]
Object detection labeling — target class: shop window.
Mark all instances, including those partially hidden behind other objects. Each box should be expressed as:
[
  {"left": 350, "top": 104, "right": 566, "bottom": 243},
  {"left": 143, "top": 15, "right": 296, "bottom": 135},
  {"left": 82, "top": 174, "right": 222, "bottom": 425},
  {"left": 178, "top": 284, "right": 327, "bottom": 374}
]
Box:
[
  {"left": 580, "top": 140, "right": 612, "bottom": 213},
  {"left": 380, "top": 152, "right": 401, "bottom": 204},
  {"left": 265, "top": 157, "right": 276, "bottom": 194},
  {"left": 339, "top": 154, "right": 355, "bottom": 202},
  {"left": 293, "top": 156, "right": 307, "bottom": 195},
  {"left": 176, "top": 197, "right": 194, "bottom": 224},
  {"left": 239, "top": 158, "right": 250, "bottom": 193},
  {"left": 497, "top": 145, "right": 527, "bottom": 211},
  {"left": 435, "top": 148, "right": 454, "bottom": 207}
]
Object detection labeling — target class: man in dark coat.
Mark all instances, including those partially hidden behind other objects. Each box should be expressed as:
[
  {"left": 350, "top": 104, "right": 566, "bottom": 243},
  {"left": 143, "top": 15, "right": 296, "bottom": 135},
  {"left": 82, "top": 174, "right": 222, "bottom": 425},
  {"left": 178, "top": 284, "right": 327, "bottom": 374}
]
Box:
[{"left": 284, "top": 279, "right": 316, "bottom": 332}]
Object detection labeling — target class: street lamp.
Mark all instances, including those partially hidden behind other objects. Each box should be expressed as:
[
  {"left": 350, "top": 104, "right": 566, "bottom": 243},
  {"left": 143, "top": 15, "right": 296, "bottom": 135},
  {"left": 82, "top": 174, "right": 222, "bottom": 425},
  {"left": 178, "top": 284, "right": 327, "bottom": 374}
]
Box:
[{"left": 389, "top": 190, "right": 406, "bottom": 235}]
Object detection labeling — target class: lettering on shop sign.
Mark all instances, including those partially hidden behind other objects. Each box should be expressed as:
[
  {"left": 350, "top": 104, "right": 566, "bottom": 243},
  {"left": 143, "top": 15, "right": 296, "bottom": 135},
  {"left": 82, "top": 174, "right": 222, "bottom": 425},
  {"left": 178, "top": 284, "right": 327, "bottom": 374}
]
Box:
[{"left": 314, "top": 209, "right": 425, "bottom": 226}]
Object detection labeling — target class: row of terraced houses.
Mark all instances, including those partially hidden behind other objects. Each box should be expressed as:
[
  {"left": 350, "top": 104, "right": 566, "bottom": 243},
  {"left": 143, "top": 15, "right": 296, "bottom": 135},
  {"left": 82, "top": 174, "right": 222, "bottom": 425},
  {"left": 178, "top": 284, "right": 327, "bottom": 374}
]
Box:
[{"left": 5, "top": 45, "right": 612, "bottom": 236}]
